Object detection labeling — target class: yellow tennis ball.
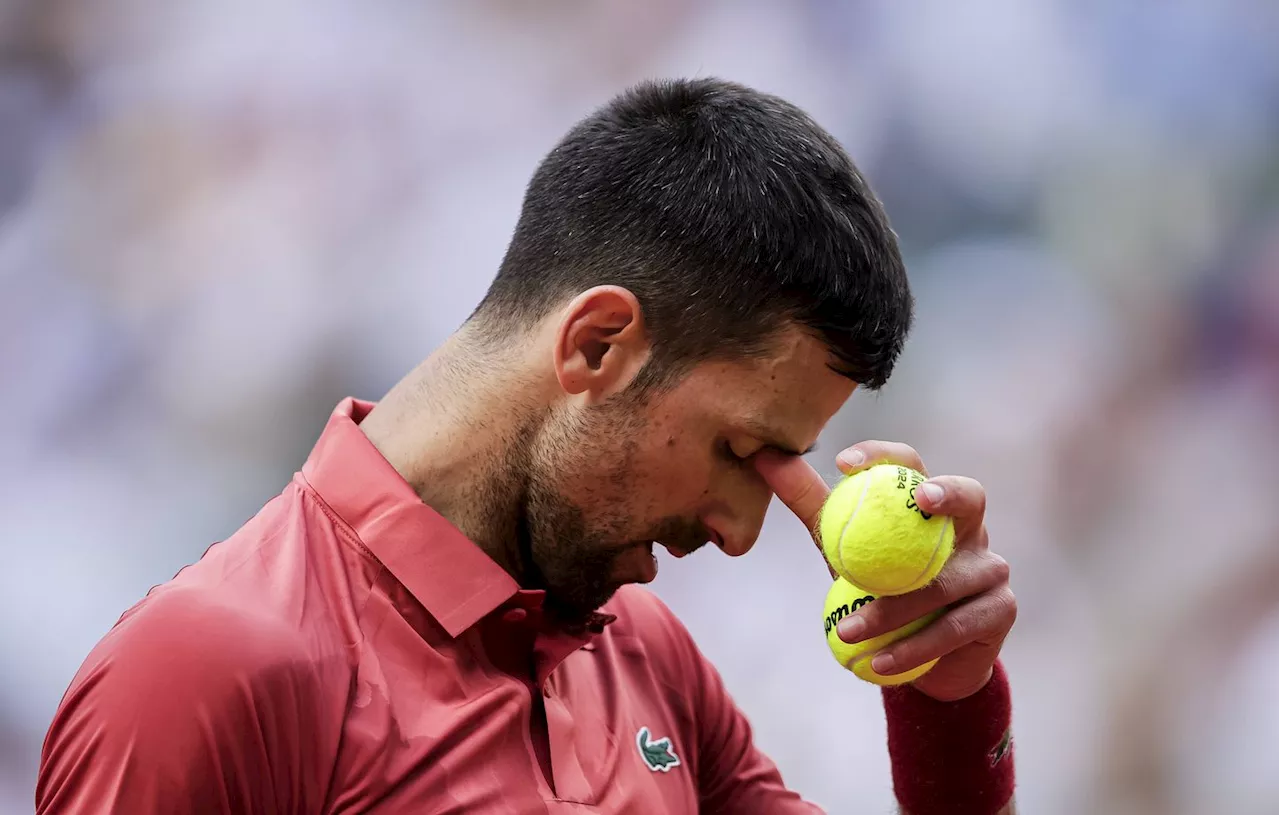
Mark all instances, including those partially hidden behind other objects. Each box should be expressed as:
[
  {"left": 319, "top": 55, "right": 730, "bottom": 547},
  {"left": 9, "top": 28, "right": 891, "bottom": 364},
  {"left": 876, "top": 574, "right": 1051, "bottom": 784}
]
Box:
[
  {"left": 822, "top": 576, "right": 940, "bottom": 686},
  {"left": 819, "top": 464, "right": 955, "bottom": 596}
]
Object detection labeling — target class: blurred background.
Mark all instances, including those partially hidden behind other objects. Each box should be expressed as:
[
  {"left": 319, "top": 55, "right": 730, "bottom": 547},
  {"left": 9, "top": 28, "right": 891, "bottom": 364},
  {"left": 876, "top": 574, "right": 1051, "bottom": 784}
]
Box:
[{"left": 0, "top": 1, "right": 1275, "bottom": 812}]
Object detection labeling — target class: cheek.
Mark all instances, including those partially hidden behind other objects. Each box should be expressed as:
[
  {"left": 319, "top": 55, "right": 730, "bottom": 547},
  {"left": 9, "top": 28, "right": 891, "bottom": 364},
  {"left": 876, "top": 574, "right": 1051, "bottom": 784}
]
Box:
[
  {"left": 631, "top": 431, "right": 715, "bottom": 510},
  {"left": 545, "top": 435, "right": 677, "bottom": 522},
  {"left": 571, "top": 403, "right": 718, "bottom": 523}
]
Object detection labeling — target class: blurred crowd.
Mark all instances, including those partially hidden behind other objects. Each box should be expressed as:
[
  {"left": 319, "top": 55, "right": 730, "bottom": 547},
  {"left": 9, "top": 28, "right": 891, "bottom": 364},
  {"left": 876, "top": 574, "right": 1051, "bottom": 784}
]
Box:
[{"left": 0, "top": 1, "right": 1274, "bottom": 813}]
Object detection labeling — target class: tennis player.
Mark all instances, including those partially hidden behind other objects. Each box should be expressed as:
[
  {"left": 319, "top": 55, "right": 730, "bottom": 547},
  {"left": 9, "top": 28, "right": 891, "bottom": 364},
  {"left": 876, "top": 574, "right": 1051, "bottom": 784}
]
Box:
[{"left": 38, "top": 78, "right": 1017, "bottom": 814}]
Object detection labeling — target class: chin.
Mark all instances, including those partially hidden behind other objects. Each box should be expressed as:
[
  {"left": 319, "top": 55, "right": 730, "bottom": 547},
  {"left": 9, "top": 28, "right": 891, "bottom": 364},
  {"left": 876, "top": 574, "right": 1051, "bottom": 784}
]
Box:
[{"left": 543, "top": 583, "right": 620, "bottom": 625}]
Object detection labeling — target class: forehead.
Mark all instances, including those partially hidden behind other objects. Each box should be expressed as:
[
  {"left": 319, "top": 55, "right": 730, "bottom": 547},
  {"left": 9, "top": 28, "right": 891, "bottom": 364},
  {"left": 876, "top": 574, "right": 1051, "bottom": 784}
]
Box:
[{"left": 674, "top": 330, "right": 856, "bottom": 444}]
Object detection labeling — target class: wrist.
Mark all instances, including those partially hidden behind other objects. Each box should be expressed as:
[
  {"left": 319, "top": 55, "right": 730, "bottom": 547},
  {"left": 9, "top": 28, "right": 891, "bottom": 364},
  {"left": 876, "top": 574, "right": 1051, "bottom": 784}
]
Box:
[
  {"left": 914, "top": 664, "right": 994, "bottom": 702},
  {"left": 882, "top": 660, "right": 1015, "bottom": 815}
]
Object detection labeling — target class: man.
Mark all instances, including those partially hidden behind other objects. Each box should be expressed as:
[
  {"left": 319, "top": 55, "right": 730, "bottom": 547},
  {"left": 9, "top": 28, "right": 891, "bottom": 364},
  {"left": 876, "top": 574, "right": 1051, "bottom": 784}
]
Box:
[{"left": 38, "top": 78, "right": 1017, "bottom": 814}]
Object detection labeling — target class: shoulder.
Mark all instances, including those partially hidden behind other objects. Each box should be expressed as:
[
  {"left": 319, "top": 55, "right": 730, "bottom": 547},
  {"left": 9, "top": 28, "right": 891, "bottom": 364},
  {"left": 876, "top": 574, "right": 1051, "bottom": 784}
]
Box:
[
  {"left": 113, "top": 584, "right": 314, "bottom": 669},
  {"left": 598, "top": 586, "right": 705, "bottom": 674},
  {"left": 39, "top": 586, "right": 348, "bottom": 812},
  {"left": 70, "top": 584, "right": 349, "bottom": 727},
  {"left": 601, "top": 585, "right": 687, "bottom": 636}
]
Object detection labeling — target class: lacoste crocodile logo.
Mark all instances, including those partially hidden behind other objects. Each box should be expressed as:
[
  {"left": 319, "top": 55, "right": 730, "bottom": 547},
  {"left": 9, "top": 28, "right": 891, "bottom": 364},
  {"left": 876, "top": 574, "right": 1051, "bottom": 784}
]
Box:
[
  {"left": 989, "top": 727, "right": 1013, "bottom": 767},
  {"left": 636, "top": 726, "right": 681, "bottom": 772}
]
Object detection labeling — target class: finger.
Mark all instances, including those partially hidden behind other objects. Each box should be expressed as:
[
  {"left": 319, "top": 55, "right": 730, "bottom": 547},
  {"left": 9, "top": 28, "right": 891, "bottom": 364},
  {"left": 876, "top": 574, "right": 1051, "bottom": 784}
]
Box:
[
  {"left": 868, "top": 586, "right": 1017, "bottom": 675},
  {"left": 837, "top": 549, "right": 1010, "bottom": 643},
  {"left": 753, "top": 450, "right": 837, "bottom": 576},
  {"left": 753, "top": 449, "right": 831, "bottom": 538},
  {"left": 911, "top": 474, "right": 988, "bottom": 544},
  {"left": 835, "top": 441, "right": 928, "bottom": 477}
]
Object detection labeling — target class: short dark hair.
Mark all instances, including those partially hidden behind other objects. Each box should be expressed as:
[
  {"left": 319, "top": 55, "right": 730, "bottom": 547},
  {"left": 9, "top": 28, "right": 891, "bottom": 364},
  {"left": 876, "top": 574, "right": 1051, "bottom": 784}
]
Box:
[{"left": 472, "top": 77, "right": 912, "bottom": 391}]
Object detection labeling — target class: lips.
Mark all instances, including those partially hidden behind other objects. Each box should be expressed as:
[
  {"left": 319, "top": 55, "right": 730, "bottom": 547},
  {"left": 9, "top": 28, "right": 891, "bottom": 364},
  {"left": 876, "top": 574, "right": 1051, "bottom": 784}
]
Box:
[
  {"left": 656, "top": 541, "right": 688, "bottom": 559},
  {"left": 637, "top": 544, "right": 658, "bottom": 583},
  {"left": 655, "top": 537, "right": 713, "bottom": 559}
]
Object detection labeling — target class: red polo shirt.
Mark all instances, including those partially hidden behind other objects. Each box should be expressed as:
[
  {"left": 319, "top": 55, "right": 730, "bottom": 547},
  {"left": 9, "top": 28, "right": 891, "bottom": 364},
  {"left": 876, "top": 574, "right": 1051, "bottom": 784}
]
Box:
[{"left": 38, "top": 399, "right": 821, "bottom": 814}]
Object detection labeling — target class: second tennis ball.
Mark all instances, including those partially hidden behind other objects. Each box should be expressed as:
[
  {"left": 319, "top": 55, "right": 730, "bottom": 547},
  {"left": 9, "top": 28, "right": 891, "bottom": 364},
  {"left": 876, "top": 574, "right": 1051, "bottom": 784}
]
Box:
[
  {"left": 822, "top": 577, "right": 940, "bottom": 685},
  {"left": 819, "top": 464, "right": 954, "bottom": 596}
]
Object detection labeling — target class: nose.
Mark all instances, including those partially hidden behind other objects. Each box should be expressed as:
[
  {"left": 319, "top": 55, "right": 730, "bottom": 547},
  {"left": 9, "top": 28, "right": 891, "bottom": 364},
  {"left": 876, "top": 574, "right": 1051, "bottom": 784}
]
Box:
[
  {"left": 713, "top": 524, "right": 760, "bottom": 558},
  {"left": 706, "top": 477, "right": 773, "bottom": 558}
]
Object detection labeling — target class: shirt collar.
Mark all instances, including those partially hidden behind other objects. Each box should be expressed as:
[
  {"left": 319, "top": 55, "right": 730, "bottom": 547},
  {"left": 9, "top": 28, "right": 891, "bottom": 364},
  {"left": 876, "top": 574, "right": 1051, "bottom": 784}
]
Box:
[
  {"left": 301, "top": 398, "right": 521, "bottom": 637},
  {"left": 300, "top": 398, "right": 616, "bottom": 638}
]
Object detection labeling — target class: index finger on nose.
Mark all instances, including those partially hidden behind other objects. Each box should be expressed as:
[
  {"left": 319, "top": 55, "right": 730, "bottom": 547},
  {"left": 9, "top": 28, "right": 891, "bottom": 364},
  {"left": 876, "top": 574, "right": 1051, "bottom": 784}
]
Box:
[{"left": 753, "top": 450, "right": 835, "bottom": 572}]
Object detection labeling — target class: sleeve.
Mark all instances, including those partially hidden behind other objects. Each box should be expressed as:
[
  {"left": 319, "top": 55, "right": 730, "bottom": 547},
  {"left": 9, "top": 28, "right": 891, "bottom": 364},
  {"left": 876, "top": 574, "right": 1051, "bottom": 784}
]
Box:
[
  {"left": 686, "top": 646, "right": 824, "bottom": 814},
  {"left": 36, "top": 588, "right": 338, "bottom": 815},
  {"left": 639, "top": 594, "right": 824, "bottom": 814}
]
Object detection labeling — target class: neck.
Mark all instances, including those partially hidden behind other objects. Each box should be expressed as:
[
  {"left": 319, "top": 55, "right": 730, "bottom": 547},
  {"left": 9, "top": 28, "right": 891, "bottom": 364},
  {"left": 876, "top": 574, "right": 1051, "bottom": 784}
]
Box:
[{"left": 359, "top": 328, "right": 544, "bottom": 581}]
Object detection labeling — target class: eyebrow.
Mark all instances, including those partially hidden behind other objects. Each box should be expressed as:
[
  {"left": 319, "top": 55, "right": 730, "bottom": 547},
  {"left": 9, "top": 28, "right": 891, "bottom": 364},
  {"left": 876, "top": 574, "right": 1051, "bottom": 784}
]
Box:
[{"left": 740, "top": 418, "right": 818, "bottom": 457}]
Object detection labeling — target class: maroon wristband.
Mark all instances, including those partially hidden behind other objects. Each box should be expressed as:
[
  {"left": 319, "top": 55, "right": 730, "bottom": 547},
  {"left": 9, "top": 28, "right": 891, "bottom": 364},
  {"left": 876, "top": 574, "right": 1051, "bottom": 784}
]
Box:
[{"left": 882, "top": 661, "right": 1015, "bottom": 815}]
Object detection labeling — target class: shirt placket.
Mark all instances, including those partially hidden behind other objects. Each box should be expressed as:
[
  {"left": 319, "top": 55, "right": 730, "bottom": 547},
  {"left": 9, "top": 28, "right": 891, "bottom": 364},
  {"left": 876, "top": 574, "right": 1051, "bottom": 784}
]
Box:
[{"left": 534, "top": 630, "right": 596, "bottom": 804}]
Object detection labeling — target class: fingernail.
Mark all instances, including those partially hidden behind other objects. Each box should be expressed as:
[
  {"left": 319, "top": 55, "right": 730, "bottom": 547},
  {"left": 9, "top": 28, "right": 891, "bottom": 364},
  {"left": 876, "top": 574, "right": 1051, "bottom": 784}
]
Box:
[
  {"left": 837, "top": 615, "right": 866, "bottom": 643},
  {"left": 871, "top": 653, "right": 896, "bottom": 674},
  {"left": 918, "top": 482, "right": 944, "bottom": 505},
  {"left": 837, "top": 449, "right": 865, "bottom": 468}
]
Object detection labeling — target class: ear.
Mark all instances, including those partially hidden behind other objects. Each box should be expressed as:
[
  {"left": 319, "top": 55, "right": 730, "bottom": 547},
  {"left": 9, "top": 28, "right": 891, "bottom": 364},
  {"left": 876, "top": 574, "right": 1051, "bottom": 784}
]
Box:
[{"left": 552, "top": 286, "right": 650, "bottom": 402}]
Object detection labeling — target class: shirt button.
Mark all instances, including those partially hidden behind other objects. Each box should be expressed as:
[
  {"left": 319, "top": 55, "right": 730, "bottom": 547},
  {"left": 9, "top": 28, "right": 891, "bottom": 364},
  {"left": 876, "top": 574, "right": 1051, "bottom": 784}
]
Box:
[{"left": 502, "top": 608, "right": 527, "bottom": 624}]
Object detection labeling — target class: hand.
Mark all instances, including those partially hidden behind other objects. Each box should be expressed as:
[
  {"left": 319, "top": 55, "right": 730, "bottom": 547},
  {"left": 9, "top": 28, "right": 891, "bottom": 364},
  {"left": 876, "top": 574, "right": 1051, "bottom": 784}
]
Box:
[{"left": 755, "top": 441, "right": 1016, "bottom": 702}]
